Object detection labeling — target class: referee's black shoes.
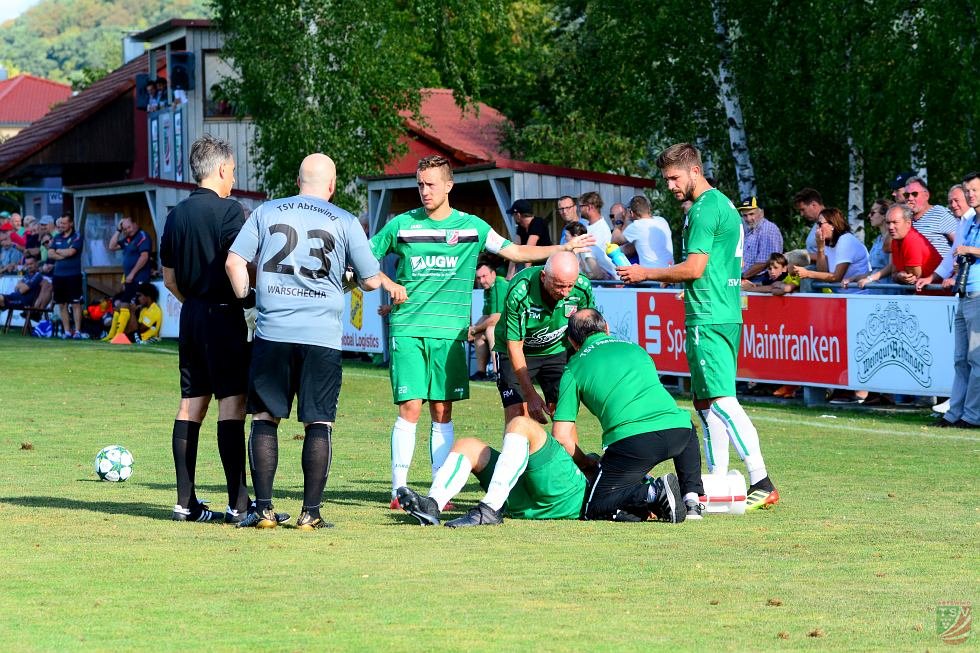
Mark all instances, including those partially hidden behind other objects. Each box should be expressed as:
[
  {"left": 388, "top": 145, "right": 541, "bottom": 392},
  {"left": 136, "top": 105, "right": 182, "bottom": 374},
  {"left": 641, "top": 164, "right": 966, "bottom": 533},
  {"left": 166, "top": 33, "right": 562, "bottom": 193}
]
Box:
[
  {"left": 172, "top": 500, "right": 220, "bottom": 522},
  {"left": 444, "top": 502, "right": 503, "bottom": 528},
  {"left": 235, "top": 506, "right": 279, "bottom": 529},
  {"left": 649, "top": 473, "right": 685, "bottom": 524},
  {"left": 225, "top": 501, "right": 291, "bottom": 526}
]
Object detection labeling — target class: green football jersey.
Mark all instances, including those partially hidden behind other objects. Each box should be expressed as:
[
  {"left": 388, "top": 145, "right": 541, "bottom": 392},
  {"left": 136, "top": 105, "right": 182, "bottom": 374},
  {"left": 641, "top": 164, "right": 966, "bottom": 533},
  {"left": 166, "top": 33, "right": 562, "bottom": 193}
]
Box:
[
  {"left": 482, "top": 275, "right": 509, "bottom": 316},
  {"left": 552, "top": 333, "right": 692, "bottom": 448},
  {"left": 493, "top": 265, "right": 595, "bottom": 357},
  {"left": 682, "top": 188, "right": 744, "bottom": 325},
  {"left": 371, "top": 208, "right": 512, "bottom": 340}
]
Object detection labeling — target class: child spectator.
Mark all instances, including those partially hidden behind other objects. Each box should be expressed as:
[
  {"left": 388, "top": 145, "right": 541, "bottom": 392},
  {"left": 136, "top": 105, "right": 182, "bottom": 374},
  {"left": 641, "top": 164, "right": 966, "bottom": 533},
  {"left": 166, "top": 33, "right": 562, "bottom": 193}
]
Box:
[{"left": 743, "top": 251, "right": 807, "bottom": 296}]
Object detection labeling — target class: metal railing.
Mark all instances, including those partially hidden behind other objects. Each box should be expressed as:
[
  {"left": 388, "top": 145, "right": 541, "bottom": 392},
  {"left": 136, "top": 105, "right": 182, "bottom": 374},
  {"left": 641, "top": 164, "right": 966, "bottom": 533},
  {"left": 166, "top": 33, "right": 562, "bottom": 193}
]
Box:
[{"left": 587, "top": 278, "right": 953, "bottom": 295}]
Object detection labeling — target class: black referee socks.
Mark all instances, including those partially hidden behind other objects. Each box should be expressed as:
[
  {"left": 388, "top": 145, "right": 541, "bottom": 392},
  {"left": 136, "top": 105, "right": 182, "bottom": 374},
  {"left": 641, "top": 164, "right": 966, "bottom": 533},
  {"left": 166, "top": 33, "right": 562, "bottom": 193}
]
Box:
[
  {"left": 217, "top": 419, "right": 249, "bottom": 514},
  {"left": 172, "top": 420, "right": 202, "bottom": 509}
]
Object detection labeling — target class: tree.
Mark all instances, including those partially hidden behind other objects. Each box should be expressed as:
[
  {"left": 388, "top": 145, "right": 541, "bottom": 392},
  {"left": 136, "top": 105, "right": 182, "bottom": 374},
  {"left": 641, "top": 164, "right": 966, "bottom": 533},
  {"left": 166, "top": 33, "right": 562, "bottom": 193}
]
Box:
[
  {"left": 212, "top": 0, "right": 503, "bottom": 207},
  {"left": 0, "top": 0, "right": 212, "bottom": 85},
  {"left": 710, "top": 0, "right": 757, "bottom": 200}
]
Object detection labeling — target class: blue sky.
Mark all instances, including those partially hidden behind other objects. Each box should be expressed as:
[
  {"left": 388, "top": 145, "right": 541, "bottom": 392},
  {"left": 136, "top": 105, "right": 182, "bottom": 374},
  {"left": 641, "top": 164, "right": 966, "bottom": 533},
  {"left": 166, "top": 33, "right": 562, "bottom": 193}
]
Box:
[{"left": 0, "top": 0, "right": 42, "bottom": 24}]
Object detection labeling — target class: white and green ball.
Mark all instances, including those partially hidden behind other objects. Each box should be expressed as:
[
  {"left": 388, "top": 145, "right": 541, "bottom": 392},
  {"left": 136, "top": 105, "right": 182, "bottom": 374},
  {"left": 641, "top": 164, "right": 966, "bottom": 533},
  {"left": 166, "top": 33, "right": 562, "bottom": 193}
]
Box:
[{"left": 94, "top": 445, "right": 134, "bottom": 482}]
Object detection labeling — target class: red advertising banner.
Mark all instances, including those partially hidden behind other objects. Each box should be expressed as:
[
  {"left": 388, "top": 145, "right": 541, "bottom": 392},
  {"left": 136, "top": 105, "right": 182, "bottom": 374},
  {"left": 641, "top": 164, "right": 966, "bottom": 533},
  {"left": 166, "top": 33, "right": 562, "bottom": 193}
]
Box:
[
  {"left": 636, "top": 290, "right": 688, "bottom": 372},
  {"left": 636, "top": 292, "right": 849, "bottom": 385}
]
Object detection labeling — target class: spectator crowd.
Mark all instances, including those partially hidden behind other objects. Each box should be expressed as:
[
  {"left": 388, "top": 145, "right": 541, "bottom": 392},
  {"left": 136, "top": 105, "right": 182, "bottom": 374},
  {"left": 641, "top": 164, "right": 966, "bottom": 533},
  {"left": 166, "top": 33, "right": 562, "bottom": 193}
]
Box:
[
  {"left": 4, "top": 167, "right": 976, "bottom": 430},
  {"left": 463, "top": 171, "right": 978, "bottom": 427},
  {"left": 0, "top": 210, "right": 162, "bottom": 343}
]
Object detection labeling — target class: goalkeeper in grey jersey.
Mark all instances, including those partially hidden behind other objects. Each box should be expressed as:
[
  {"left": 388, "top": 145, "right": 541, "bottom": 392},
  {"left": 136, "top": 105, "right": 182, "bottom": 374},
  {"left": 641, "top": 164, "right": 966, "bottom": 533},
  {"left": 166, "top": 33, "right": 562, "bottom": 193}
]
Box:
[{"left": 226, "top": 153, "right": 406, "bottom": 530}]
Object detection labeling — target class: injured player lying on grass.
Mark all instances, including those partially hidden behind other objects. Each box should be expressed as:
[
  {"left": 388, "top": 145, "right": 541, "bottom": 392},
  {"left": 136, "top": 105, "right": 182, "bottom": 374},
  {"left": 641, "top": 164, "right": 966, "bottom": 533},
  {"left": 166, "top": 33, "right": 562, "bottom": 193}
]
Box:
[{"left": 395, "top": 415, "right": 686, "bottom": 527}]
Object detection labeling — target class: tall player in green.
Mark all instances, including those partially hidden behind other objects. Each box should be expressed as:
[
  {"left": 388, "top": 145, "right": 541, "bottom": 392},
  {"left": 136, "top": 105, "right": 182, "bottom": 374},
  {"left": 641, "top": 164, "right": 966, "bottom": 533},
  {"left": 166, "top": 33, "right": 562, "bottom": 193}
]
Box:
[
  {"left": 371, "top": 155, "right": 594, "bottom": 506},
  {"left": 617, "top": 143, "right": 778, "bottom": 510}
]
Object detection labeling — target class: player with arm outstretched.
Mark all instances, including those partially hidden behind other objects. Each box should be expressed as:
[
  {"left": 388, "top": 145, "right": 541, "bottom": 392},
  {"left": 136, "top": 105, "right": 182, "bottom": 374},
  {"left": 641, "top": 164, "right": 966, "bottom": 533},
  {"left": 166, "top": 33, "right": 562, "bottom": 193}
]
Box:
[{"left": 372, "top": 155, "right": 595, "bottom": 507}]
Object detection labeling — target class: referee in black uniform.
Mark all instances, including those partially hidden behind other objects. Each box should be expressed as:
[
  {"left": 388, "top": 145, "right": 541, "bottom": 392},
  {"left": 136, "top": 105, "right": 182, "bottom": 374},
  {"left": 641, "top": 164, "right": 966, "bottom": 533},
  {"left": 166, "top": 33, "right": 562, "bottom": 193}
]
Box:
[{"left": 160, "top": 134, "right": 279, "bottom": 523}]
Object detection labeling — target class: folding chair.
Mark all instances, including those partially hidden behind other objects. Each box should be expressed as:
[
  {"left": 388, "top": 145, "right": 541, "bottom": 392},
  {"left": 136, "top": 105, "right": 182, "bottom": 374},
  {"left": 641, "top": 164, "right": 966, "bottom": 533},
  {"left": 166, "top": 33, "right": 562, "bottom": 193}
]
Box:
[{"left": 2, "top": 279, "right": 53, "bottom": 335}]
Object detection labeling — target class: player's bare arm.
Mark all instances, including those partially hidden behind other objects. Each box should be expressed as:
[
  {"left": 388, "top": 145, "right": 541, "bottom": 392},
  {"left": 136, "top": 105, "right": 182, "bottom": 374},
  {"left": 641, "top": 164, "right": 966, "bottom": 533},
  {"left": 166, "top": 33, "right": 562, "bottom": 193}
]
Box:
[
  {"left": 359, "top": 271, "right": 407, "bottom": 304},
  {"left": 551, "top": 421, "right": 593, "bottom": 472},
  {"left": 617, "top": 252, "right": 708, "bottom": 284},
  {"left": 499, "top": 233, "right": 596, "bottom": 263},
  {"left": 507, "top": 339, "right": 550, "bottom": 423}
]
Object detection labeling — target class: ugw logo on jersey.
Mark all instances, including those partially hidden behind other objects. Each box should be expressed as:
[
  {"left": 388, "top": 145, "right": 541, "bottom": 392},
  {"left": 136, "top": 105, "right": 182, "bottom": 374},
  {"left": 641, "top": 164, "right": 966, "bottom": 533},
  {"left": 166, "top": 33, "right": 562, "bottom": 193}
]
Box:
[{"left": 411, "top": 255, "right": 459, "bottom": 273}]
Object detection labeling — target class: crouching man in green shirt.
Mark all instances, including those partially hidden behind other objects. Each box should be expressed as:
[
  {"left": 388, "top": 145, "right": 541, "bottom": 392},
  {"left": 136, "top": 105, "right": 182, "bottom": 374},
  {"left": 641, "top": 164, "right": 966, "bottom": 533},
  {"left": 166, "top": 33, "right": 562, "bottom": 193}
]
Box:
[{"left": 396, "top": 308, "right": 704, "bottom": 526}]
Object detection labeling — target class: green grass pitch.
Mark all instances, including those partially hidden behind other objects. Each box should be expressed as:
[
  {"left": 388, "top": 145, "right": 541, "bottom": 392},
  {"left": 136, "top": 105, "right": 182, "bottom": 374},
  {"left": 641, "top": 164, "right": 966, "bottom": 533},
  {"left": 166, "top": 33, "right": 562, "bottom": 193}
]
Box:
[{"left": 0, "top": 336, "right": 976, "bottom": 651}]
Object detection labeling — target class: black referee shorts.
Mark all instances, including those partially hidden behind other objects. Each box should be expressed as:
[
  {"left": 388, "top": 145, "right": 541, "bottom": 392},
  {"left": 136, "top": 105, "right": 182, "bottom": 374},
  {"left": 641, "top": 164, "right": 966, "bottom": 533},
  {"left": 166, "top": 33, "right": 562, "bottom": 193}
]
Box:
[
  {"left": 178, "top": 297, "right": 250, "bottom": 399},
  {"left": 246, "top": 337, "right": 342, "bottom": 423},
  {"left": 583, "top": 425, "right": 703, "bottom": 521},
  {"left": 496, "top": 351, "right": 567, "bottom": 408}
]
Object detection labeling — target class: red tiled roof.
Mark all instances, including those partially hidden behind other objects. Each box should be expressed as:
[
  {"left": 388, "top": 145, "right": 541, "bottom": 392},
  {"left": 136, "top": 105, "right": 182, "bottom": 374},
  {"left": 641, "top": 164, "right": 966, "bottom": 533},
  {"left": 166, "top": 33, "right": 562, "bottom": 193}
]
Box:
[
  {"left": 400, "top": 88, "right": 508, "bottom": 164},
  {"left": 0, "top": 54, "right": 156, "bottom": 178},
  {"left": 0, "top": 74, "right": 72, "bottom": 124}
]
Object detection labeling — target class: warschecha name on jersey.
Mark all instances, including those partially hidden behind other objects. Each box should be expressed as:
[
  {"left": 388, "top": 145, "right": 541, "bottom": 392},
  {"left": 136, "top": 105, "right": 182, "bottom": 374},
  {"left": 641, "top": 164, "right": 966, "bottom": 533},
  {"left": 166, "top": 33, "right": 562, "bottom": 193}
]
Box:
[
  {"left": 266, "top": 284, "right": 329, "bottom": 299},
  {"left": 524, "top": 324, "right": 568, "bottom": 349},
  {"left": 410, "top": 255, "right": 459, "bottom": 279}
]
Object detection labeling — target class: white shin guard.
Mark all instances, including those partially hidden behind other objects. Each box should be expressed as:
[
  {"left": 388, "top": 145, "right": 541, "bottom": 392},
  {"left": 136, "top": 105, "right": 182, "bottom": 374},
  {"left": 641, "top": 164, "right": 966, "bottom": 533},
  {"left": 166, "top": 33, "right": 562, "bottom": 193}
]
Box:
[
  {"left": 429, "top": 421, "right": 455, "bottom": 476},
  {"left": 428, "top": 452, "right": 471, "bottom": 511}
]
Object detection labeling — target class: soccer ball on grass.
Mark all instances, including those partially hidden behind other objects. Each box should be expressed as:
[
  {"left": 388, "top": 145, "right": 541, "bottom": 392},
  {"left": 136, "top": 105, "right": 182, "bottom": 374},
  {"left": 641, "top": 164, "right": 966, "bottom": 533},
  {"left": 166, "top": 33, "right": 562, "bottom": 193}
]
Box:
[{"left": 94, "top": 445, "right": 134, "bottom": 482}]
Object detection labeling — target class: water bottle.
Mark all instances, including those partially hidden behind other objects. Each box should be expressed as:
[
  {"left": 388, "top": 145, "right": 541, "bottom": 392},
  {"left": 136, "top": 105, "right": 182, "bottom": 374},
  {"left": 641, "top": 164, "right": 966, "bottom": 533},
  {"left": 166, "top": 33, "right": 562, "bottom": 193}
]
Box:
[{"left": 605, "top": 242, "right": 630, "bottom": 267}]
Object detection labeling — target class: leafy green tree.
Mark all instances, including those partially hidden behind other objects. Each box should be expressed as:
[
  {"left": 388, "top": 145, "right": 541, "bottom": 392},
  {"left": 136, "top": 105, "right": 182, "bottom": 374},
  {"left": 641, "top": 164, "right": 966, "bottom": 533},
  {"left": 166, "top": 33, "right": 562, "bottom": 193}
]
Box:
[
  {"left": 480, "top": 0, "right": 977, "bottom": 246},
  {"left": 211, "top": 0, "right": 503, "bottom": 207},
  {"left": 0, "top": 0, "right": 211, "bottom": 85}
]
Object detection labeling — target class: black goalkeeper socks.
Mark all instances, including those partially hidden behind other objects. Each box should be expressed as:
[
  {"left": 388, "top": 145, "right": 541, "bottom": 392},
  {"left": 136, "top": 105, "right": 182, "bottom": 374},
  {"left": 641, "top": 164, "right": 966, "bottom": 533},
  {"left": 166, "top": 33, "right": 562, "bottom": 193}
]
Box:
[
  {"left": 248, "top": 419, "right": 279, "bottom": 509},
  {"left": 302, "top": 423, "right": 333, "bottom": 510}
]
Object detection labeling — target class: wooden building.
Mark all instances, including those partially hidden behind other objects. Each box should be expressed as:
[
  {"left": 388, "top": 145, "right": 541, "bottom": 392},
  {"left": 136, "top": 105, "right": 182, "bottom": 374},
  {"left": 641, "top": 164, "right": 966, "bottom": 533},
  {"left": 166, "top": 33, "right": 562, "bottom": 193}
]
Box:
[
  {"left": 0, "top": 19, "right": 263, "bottom": 300},
  {"left": 365, "top": 88, "right": 657, "bottom": 241}
]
